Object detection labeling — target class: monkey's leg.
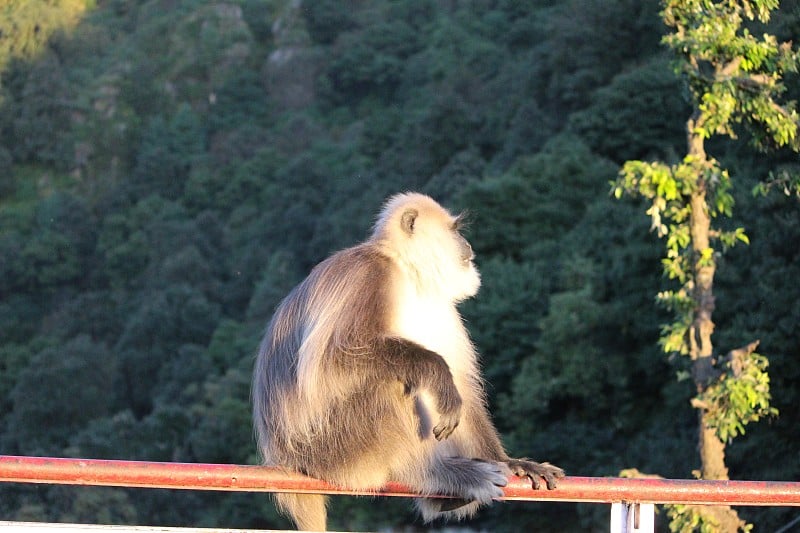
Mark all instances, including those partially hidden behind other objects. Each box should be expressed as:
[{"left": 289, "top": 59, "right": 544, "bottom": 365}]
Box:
[
  {"left": 274, "top": 492, "right": 327, "bottom": 531},
  {"left": 458, "top": 399, "right": 566, "bottom": 490}
]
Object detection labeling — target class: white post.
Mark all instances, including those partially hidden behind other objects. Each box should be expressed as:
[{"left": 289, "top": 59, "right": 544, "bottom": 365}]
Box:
[{"left": 610, "top": 502, "right": 655, "bottom": 533}]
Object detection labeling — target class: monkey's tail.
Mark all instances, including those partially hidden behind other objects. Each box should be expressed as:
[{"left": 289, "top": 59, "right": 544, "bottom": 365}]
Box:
[
  {"left": 417, "top": 497, "right": 482, "bottom": 524},
  {"left": 274, "top": 492, "right": 328, "bottom": 531}
]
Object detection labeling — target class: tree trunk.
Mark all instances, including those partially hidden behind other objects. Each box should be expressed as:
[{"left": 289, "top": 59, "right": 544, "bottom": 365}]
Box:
[
  {"left": 687, "top": 117, "right": 730, "bottom": 479},
  {"left": 688, "top": 184, "right": 728, "bottom": 481},
  {"left": 698, "top": 415, "right": 728, "bottom": 479},
  {"left": 687, "top": 120, "right": 743, "bottom": 532}
]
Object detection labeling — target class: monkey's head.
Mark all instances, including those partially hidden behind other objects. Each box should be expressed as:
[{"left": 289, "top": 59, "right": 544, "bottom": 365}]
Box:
[{"left": 372, "top": 192, "right": 481, "bottom": 302}]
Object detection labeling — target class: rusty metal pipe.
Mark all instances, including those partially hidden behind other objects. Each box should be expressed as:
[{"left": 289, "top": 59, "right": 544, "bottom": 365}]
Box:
[{"left": 1, "top": 455, "right": 799, "bottom": 506}]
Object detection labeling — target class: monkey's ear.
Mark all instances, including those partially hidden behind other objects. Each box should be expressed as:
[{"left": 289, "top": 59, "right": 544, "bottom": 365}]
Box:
[{"left": 401, "top": 208, "right": 418, "bottom": 235}]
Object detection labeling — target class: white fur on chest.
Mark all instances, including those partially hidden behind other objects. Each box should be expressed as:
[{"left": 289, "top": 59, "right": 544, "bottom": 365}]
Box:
[{"left": 389, "top": 285, "right": 476, "bottom": 381}]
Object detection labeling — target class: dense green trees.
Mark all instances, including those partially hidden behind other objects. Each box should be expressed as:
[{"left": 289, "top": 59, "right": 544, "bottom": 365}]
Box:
[{"left": 0, "top": 1, "right": 798, "bottom": 531}]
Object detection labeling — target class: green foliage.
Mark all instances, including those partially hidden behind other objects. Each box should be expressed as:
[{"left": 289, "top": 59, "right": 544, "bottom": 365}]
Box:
[
  {"left": 1, "top": 53, "right": 75, "bottom": 168},
  {"left": 463, "top": 257, "right": 551, "bottom": 399},
  {"left": 0, "top": 342, "right": 36, "bottom": 418},
  {"left": 614, "top": 0, "right": 793, "bottom": 416},
  {"left": 6, "top": 336, "right": 114, "bottom": 454},
  {"left": 696, "top": 352, "right": 778, "bottom": 442},
  {"left": 131, "top": 105, "right": 206, "bottom": 200},
  {"left": 0, "top": 0, "right": 94, "bottom": 77},
  {"left": 59, "top": 488, "right": 138, "bottom": 526},
  {"left": 753, "top": 166, "right": 800, "bottom": 197},
  {"left": 508, "top": 262, "right": 606, "bottom": 414},
  {"left": 301, "top": 0, "right": 355, "bottom": 45},
  {"left": 190, "top": 363, "right": 254, "bottom": 464},
  {"left": 569, "top": 57, "right": 689, "bottom": 162},
  {"left": 666, "top": 504, "right": 719, "bottom": 533},
  {"left": 464, "top": 134, "right": 617, "bottom": 258},
  {"left": 613, "top": 3, "right": 798, "bottom": 529},
  {"left": 96, "top": 212, "right": 149, "bottom": 290},
  {"left": 162, "top": 3, "right": 256, "bottom": 100},
  {"left": 663, "top": 0, "right": 800, "bottom": 150},
  {"left": 206, "top": 70, "right": 271, "bottom": 134},
  {"left": 0, "top": 146, "right": 13, "bottom": 196},
  {"left": 665, "top": 503, "right": 754, "bottom": 533},
  {"left": 322, "top": 20, "right": 423, "bottom": 104}
]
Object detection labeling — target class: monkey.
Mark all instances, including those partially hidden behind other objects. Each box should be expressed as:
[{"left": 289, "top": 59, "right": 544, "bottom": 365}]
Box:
[{"left": 252, "top": 192, "right": 564, "bottom": 531}]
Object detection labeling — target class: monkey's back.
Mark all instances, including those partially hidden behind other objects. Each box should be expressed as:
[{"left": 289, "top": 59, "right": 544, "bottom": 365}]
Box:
[{"left": 252, "top": 244, "right": 426, "bottom": 484}]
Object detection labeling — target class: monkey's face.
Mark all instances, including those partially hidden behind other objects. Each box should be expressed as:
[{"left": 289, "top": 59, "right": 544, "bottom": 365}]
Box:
[
  {"left": 423, "top": 212, "right": 480, "bottom": 302},
  {"left": 373, "top": 193, "right": 481, "bottom": 302},
  {"left": 449, "top": 226, "right": 481, "bottom": 302},
  {"left": 453, "top": 214, "right": 475, "bottom": 265}
]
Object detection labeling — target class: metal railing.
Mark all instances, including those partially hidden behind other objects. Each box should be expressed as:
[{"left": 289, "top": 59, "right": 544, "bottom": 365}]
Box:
[{"left": 2, "top": 455, "right": 799, "bottom": 532}]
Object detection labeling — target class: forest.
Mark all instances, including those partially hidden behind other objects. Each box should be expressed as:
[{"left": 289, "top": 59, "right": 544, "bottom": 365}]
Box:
[{"left": 0, "top": 0, "right": 799, "bottom": 531}]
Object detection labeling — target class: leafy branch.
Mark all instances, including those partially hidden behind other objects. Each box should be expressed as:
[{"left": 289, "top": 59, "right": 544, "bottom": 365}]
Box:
[{"left": 614, "top": 1, "right": 798, "bottom": 530}]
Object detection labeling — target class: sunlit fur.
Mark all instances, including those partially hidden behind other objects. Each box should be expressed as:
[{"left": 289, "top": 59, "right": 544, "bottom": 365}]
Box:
[
  {"left": 252, "top": 192, "right": 563, "bottom": 531},
  {"left": 372, "top": 192, "right": 481, "bottom": 303}
]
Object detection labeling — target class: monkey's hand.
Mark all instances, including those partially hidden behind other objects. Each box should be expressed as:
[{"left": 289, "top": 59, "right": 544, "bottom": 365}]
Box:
[
  {"left": 506, "top": 459, "right": 565, "bottom": 490},
  {"left": 432, "top": 385, "right": 462, "bottom": 441}
]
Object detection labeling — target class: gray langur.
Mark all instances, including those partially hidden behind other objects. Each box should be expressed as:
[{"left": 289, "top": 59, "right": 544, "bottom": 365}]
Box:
[{"left": 252, "top": 192, "right": 564, "bottom": 531}]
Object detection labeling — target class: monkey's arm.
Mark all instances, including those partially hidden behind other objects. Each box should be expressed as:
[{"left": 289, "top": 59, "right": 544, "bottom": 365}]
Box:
[
  {"left": 468, "top": 400, "right": 565, "bottom": 490},
  {"left": 355, "top": 337, "right": 463, "bottom": 441}
]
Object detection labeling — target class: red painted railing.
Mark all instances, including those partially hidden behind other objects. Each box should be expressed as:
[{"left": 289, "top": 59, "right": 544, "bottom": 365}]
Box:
[{"left": 1, "top": 455, "right": 799, "bottom": 507}]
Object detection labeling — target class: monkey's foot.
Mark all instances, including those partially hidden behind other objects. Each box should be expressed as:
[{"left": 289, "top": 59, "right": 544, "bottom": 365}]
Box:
[
  {"left": 506, "top": 459, "right": 565, "bottom": 490},
  {"left": 465, "top": 460, "right": 508, "bottom": 501},
  {"left": 419, "top": 459, "right": 507, "bottom": 521},
  {"left": 426, "top": 457, "right": 507, "bottom": 504}
]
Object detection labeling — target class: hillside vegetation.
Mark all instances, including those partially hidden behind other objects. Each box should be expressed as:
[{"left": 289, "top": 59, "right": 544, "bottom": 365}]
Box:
[{"left": 0, "top": 1, "right": 798, "bottom": 530}]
